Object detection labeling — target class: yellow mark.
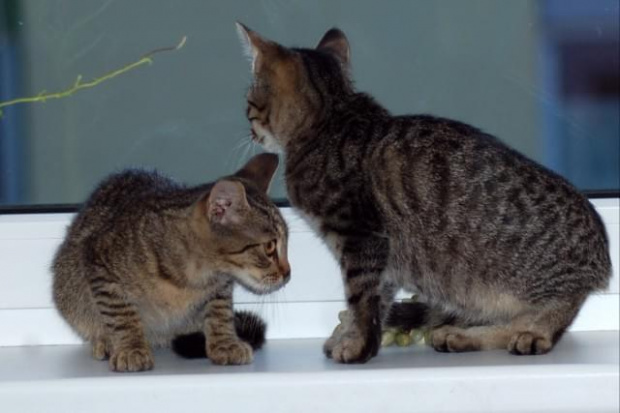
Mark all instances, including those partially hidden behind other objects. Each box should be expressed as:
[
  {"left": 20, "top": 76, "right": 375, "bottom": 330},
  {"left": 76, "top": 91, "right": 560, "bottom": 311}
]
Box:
[{"left": 0, "top": 36, "right": 187, "bottom": 118}]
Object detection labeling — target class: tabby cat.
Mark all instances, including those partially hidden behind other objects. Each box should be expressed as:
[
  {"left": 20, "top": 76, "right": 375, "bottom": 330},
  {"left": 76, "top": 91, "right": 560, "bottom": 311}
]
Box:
[
  {"left": 53, "top": 153, "right": 290, "bottom": 372},
  {"left": 236, "top": 24, "right": 612, "bottom": 363}
]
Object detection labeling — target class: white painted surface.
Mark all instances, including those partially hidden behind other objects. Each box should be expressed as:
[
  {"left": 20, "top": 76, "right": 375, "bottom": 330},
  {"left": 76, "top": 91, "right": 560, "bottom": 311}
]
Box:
[{"left": 0, "top": 332, "right": 618, "bottom": 413}]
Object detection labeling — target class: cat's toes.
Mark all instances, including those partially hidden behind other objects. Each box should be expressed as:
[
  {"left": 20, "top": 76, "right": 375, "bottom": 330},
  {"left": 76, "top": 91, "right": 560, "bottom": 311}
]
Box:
[
  {"left": 91, "top": 338, "right": 111, "bottom": 360},
  {"left": 431, "top": 327, "right": 480, "bottom": 353},
  {"left": 323, "top": 337, "right": 335, "bottom": 359},
  {"left": 323, "top": 323, "right": 347, "bottom": 358},
  {"left": 207, "top": 339, "right": 253, "bottom": 365},
  {"left": 109, "top": 347, "right": 154, "bottom": 372},
  {"left": 508, "top": 332, "right": 552, "bottom": 355},
  {"left": 327, "top": 331, "right": 379, "bottom": 364},
  {"left": 430, "top": 327, "right": 455, "bottom": 352}
]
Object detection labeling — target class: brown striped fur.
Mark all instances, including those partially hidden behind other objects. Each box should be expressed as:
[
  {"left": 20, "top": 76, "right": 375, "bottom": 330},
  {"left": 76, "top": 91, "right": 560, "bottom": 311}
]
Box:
[
  {"left": 237, "top": 24, "right": 612, "bottom": 363},
  {"left": 53, "top": 153, "right": 289, "bottom": 371}
]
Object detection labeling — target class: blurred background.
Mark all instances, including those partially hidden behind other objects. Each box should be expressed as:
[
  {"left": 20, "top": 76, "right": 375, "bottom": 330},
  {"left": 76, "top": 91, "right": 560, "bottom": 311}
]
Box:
[{"left": 0, "top": 0, "right": 618, "bottom": 208}]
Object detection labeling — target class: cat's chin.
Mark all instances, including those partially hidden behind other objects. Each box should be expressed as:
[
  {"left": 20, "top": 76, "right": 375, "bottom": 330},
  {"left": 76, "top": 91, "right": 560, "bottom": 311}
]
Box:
[
  {"left": 241, "top": 283, "right": 286, "bottom": 295},
  {"left": 257, "top": 136, "right": 283, "bottom": 154},
  {"left": 233, "top": 274, "right": 288, "bottom": 295}
]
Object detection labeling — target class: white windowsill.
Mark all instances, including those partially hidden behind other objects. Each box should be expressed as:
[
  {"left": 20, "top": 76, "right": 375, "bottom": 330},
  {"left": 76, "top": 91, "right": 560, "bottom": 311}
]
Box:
[
  {"left": 0, "top": 199, "right": 618, "bottom": 412},
  {"left": 0, "top": 332, "right": 618, "bottom": 413}
]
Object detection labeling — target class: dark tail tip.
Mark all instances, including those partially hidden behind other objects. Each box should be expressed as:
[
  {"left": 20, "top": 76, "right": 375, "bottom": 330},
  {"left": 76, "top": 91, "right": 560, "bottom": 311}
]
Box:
[
  {"left": 171, "top": 332, "right": 207, "bottom": 359},
  {"left": 385, "top": 301, "right": 430, "bottom": 330},
  {"left": 171, "top": 310, "right": 267, "bottom": 359},
  {"left": 234, "top": 310, "right": 267, "bottom": 350}
]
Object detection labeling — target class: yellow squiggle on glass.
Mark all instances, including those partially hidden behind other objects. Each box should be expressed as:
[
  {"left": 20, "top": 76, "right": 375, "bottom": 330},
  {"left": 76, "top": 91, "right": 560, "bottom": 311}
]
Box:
[{"left": 0, "top": 36, "right": 187, "bottom": 119}]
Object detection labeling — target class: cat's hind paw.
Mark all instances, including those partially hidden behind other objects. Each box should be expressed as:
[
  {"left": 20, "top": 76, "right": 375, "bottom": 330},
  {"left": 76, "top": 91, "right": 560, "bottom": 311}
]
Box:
[
  {"left": 508, "top": 332, "right": 552, "bottom": 355},
  {"left": 430, "top": 326, "right": 481, "bottom": 353}
]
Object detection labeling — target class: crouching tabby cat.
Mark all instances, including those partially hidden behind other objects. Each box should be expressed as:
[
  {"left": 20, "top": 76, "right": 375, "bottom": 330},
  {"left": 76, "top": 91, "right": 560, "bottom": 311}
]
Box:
[
  {"left": 236, "top": 24, "right": 612, "bottom": 363},
  {"left": 53, "top": 153, "right": 290, "bottom": 372}
]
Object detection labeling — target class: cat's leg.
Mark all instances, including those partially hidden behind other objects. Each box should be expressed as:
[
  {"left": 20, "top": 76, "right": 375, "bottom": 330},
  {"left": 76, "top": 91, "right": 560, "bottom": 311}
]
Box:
[
  {"left": 204, "top": 280, "right": 253, "bottom": 365},
  {"left": 430, "top": 299, "right": 584, "bottom": 355},
  {"left": 89, "top": 267, "right": 154, "bottom": 372},
  {"left": 325, "top": 278, "right": 398, "bottom": 361},
  {"left": 91, "top": 337, "right": 112, "bottom": 360},
  {"left": 505, "top": 298, "right": 585, "bottom": 355},
  {"left": 324, "top": 236, "right": 394, "bottom": 363}
]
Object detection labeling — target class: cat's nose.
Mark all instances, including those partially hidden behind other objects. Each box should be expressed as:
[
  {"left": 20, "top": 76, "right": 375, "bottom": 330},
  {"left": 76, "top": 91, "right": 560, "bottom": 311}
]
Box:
[{"left": 279, "top": 261, "right": 291, "bottom": 281}]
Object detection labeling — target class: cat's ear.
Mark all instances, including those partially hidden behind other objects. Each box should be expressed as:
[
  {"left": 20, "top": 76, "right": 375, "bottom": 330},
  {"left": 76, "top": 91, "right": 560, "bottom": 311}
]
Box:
[
  {"left": 316, "top": 28, "right": 350, "bottom": 66},
  {"left": 235, "top": 153, "right": 279, "bottom": 194},
  {"left": 236, "top": 22, "right": 271, "bottom": 73},
  {"left": 207, "top": 180, "right": 249, "bottom": 225}
]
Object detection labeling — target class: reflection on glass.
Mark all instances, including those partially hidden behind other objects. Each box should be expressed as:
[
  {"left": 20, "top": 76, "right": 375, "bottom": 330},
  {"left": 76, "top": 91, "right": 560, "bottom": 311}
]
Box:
[{"left": 0, "top": 0, "right": 618, "bottom": 208}]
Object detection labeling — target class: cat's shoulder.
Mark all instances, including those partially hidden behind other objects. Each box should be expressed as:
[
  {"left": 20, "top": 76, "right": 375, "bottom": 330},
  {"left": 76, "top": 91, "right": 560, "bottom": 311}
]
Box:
[
  {"left": 94, "top": 169, "right": 176, "bottom": 193},
  {"left": 396, "top": 114, "right": 507, "bottom": 150},
  {"left": 83, "top": 168, "right": 179, "bottom": 210},
  {"left": 400, "top": 115, "right": 485, "bottom": 137}
]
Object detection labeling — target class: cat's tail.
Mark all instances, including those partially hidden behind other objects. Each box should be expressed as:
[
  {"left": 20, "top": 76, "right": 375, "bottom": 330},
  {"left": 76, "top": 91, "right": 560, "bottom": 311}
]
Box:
[
  {"left": 385, "top": 301, "right": 431, "bottom": 330},
  {"left": 171, "top": 310, "right": 266, "bottom": 359}
]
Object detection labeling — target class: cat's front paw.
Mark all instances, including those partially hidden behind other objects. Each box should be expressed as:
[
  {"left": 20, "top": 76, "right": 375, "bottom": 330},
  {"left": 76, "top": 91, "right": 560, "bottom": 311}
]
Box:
[
  {"left": 207, "top": 338, "right": 253, "bottom": 365},
  {"left": 323, "top": 324, "right": 379, "bottom": 364},
  {"left": 323, "top": 322, "right": 346, "bottom": 358},
  {"left": 109, "top": 346, "right": 154, "bottom": 372}
]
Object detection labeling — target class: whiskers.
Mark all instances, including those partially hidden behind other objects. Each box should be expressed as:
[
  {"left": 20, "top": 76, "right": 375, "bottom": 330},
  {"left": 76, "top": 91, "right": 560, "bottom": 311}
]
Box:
[
  {"left": 227, "top": 133, "right": 262, "bottom": 170},
  {"left": 239, "top": 282, "right": 286, "bottom": 341}
]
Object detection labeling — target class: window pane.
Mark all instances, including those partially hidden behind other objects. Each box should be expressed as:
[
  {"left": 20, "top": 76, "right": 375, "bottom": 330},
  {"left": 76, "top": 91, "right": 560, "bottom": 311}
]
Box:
[{"left": 1, "top": 0, "right": 618, "bottom": 208}]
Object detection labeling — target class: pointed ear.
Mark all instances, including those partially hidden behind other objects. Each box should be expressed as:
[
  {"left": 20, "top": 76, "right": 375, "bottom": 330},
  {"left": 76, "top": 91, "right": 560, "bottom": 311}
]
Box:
[
  {"left": 235, "top": 153, "right": 280, "bottom": 193},
  {"left": 207, "top": 180, "right": 249, "bottom": 225},
  {"left": 316, "top": 28, "right": 350, "bottom": 66},
  {"left": 236, "top": 22, "right": 271, "bottom": 73}
]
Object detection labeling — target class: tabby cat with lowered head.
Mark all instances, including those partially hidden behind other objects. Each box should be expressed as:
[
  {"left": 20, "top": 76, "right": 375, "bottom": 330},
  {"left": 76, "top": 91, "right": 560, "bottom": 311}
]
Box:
[
  {"left": 236, "top": 24, "right": 612, "bottom": 363},
  {"left": 53, "top": 153, "right": 290, "bottom": 372}
]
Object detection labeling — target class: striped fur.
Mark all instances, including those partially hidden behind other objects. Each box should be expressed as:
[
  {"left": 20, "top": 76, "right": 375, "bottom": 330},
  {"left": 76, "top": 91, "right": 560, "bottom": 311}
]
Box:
[
  {"left": 237, "top": 25, "right": 612, "bottom": 362},
  {"left": 53, "top": 153, "right": 290, "bottom": 371}
]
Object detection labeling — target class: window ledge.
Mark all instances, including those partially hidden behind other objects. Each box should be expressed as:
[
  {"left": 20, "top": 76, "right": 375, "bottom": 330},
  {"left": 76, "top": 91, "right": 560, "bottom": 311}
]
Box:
[{"left": 1, "top": 331, "right": 618, "bottom": 413}]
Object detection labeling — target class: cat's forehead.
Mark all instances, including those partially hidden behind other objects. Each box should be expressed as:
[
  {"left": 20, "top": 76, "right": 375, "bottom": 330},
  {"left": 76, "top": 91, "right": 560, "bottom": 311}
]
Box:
[
  {"left": 244, "top": 189, "right": 287, "bottom": 233},
  {"left": 250, "top": 54, "right": 305, "bottom": 94},
  {"left": 253, "top": 47, "right": 339, "bottom": 76},
  {"left": 293, "top": 47, "right": 335, "bottom": 62},
  {"left": 250, "top": 47, "right": 345, "bottom": 97}
]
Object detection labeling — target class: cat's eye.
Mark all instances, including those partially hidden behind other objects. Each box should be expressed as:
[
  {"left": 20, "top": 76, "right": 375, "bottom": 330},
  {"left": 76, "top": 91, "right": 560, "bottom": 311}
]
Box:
[{"left": 264, "top": 240, "right": 277, "bottom": 255}]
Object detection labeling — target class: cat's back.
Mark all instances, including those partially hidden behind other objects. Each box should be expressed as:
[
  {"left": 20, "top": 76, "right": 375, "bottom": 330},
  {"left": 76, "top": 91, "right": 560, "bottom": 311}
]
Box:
[
  {"left": 377, "top": 114, "right": 610, "bottom": 286},
  {"left": 57, "top": 169, "right": 193, "bottom": 253},
  {"left": 380, "top": 115, "right": 603, "bottom": 229},
  {"left": 86, "top": 169, "right": 177, "bottom": 211}
]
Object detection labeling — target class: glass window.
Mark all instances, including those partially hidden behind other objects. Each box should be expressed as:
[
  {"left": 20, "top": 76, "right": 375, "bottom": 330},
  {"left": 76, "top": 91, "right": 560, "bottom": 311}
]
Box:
[{"left": 1, "top": 0, "right": 618, "bottom": 209}]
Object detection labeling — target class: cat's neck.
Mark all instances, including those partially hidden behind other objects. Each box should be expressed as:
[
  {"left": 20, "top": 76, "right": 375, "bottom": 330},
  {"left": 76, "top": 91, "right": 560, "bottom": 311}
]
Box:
[
  {"left": 285, "top": 90, "right": 389, "bottom": 148},
  {"left": 320, "top": 90, "right": 389, "bottom": 123},
  {"left": 343, "top": 91, "right": 390, "bottom": 116}
]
